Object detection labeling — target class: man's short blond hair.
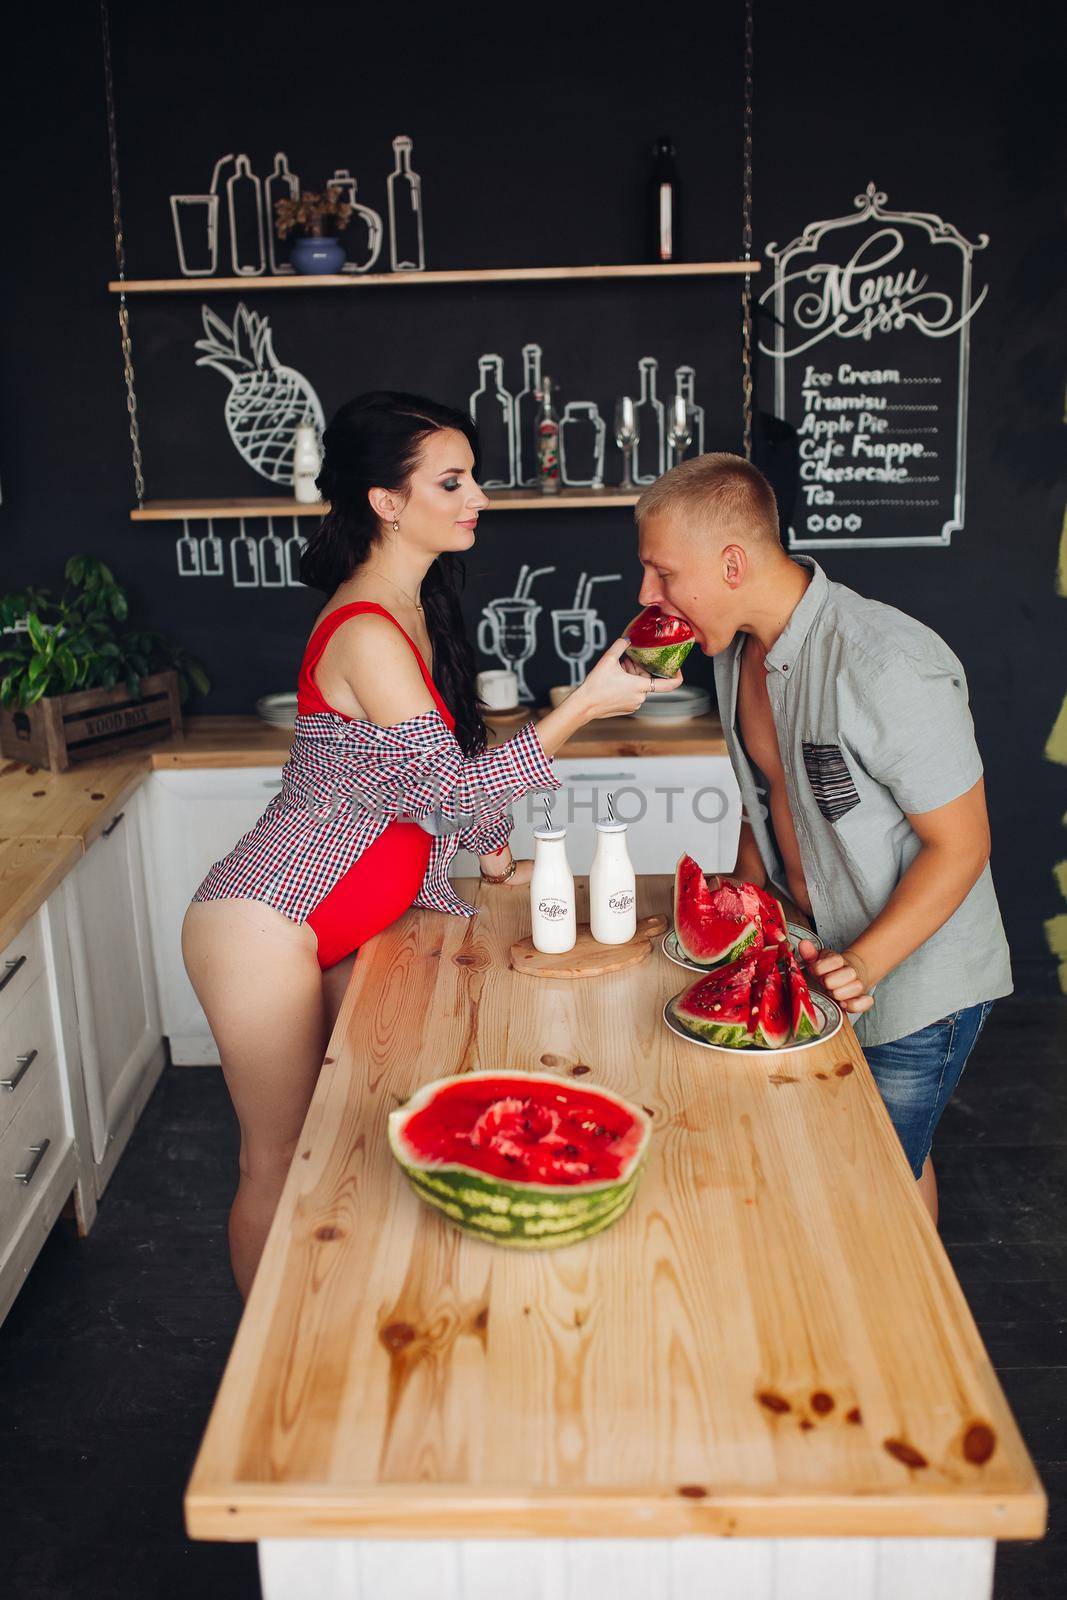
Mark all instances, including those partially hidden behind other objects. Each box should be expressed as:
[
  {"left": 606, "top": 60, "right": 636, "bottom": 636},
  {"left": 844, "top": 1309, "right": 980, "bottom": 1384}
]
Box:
[{"left": 635, "top": 452, "right": 780, "bottom": 547}]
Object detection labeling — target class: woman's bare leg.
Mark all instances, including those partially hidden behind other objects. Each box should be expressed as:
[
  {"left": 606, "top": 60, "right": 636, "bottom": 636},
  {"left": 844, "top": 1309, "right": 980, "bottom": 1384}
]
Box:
[
  {"left": 181, "top": 899, "right": 327, "bottom": 1299},
  {"left": 321, "top": 950, "right": 358, "bottom": 1041}
]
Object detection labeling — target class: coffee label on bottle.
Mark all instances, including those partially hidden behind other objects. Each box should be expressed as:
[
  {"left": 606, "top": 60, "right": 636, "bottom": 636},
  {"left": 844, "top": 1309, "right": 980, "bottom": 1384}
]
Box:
[
  {"left": 608, "top": 890, "right": 635, "bottom": 914},
  {"left": 537, "top": 897, "right": 569, "bottom": 921}
]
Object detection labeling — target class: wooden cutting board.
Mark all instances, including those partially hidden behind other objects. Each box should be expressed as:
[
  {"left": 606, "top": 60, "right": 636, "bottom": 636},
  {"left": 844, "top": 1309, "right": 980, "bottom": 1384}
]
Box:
[{"left": 509, "top": 913, "right": 668, "bottom": 977}]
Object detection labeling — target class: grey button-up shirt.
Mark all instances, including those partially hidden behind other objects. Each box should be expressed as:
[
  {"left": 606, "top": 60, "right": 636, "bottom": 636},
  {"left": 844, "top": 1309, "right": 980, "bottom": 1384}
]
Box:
[{"left": 713, "top": 556, "right": 1012, "bottom": 1047}]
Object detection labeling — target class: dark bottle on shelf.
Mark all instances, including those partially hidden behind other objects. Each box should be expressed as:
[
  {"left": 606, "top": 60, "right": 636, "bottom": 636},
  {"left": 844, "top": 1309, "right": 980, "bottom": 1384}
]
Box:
[{"left": 648, "top": 136, "right": 680, "bottom": 263}]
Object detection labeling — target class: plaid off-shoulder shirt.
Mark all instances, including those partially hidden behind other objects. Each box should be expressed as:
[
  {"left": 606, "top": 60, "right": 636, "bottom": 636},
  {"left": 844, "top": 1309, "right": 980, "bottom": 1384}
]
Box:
[{"left": 192, "top": 710, "right": 560, "bottom": 923}]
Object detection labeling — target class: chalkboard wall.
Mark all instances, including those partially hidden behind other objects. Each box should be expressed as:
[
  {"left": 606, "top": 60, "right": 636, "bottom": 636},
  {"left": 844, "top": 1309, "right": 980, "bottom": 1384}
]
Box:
[{"left": 3, "top": 1, "right": 1063, "bottom": 991}]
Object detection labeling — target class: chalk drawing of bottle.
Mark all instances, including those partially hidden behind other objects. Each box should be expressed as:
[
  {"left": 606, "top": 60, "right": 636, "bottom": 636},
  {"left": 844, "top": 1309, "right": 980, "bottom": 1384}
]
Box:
[
  {"left": 470, "top": 354, "right": 515, "bottom": 488},
  {"left": 634, "top": 356, "right": 665, "bottom": 483},
  {"left": 387, "top": 135, "right": 425, "bottom": 272},
  {"left": 513, "top": 342, "right": 544, "bottom": 487},
  {"left": 560, "top": 402, "right": 607, "bottom": 488},
  {"left": 265, "top": 152, "right": 299, "bottom": 275},
  {"left": 674, "top": 365, "right": 705, "bottom": 457},
  {"left": 326, "top": 169, "right": 384, "bottom": 274},
  {"left": 200, "top": 520, "right": 224, "bottom": 577},
  {"left": 176, "top": 520, "right": 201, "bottom": 577},
  {"left": 226, "top": 155, "right": 266, "bottom": 276},
  {"left": 230, "top": 520, "right": 260, "bottom": 587},
  {"left": 285, "top": 518, "right": 307, "bottom": 587},
  {"left": 259, "top": 519, "right": 286, "bottom": 587}
]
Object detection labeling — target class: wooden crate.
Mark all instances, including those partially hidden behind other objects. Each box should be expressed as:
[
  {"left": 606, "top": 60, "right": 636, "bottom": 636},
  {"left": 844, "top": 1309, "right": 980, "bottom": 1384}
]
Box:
[{"left": 0, "top": 670, "right": 183, "bottom": 772}]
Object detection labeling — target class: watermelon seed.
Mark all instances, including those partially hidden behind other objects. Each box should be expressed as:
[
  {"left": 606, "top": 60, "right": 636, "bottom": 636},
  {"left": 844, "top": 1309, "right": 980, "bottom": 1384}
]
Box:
[
  {"left": 563, "top": 1144, "right": 580, "bottom": 1158},
  {"left": 713, "top": 1004, "right": 722, "bottom": 1012}
]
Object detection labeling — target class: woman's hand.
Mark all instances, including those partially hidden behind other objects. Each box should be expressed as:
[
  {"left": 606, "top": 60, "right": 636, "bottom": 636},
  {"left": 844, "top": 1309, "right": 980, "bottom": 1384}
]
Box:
[
  {"left": 797, "top": 939, "right": 875, "bottom": 1015},
  {"left": 572, "top": 638, "right": 683, "bottom": 720}
]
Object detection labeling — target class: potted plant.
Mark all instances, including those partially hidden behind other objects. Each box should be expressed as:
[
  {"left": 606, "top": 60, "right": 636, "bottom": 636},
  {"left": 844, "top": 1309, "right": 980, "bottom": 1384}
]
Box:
[
  {"left": 0, "top": 556, "right": 210, "bottom": 771},
  {"left": 274, "top": 188, "right": 355, "bottom": 275}
]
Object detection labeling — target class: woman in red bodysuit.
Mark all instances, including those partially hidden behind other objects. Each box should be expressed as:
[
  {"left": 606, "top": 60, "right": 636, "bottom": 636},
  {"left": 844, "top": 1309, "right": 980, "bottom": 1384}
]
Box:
[{"left": 181, "top": 392, "right": 680, "bottom": 1295}]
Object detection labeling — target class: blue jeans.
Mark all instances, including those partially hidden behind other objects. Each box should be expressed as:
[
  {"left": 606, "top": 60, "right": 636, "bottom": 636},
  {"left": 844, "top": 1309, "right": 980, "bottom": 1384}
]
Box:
[{"left": 864, "top": 1001, "right": 995, "bottom": 1179}]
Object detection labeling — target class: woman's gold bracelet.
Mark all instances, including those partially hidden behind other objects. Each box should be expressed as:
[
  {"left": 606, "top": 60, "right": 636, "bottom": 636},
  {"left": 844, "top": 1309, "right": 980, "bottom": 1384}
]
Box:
[{"left": 480, "top": 858, "right": 517, "bottom": 885}]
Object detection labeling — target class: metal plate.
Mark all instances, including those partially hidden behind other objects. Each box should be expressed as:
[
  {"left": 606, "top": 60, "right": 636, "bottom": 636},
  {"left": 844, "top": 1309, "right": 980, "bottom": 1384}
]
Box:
[
  {"left": 662, "top": 987, "right": 843, "bottom": 1056},
  {"left": 661, "top": 923, "right": 821, "bottom": 974}
]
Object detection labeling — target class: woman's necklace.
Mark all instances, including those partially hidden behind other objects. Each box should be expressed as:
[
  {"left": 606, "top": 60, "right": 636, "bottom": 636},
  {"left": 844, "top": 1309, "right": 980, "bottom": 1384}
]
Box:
[{"left": 365, "top": 568, "right": 423, "bottom": 612}]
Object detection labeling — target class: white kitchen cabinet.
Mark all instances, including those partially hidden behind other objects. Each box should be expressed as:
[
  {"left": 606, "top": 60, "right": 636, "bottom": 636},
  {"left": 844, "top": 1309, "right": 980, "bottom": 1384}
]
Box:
[
  {"left": 64, "top": 786, "right": 165, "bottom": 1195},
  {"left": 138, "top": 766, "right": 285, "bottom": 1064}
]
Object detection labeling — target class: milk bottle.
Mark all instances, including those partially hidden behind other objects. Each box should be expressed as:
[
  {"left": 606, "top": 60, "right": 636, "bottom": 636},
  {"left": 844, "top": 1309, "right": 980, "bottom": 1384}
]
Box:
[
  {"left": 589, "top": 818, "right": 637, "bottom": 945},
  {"left": 530, "top": 826, "right": 576, "bottom": 954}
]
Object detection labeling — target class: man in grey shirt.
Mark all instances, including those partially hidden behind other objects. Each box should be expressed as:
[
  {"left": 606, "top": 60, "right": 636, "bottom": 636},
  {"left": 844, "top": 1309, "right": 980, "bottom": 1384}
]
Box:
[{"left": 634, "top": 453, "right": 1011, "bottom": 1221}]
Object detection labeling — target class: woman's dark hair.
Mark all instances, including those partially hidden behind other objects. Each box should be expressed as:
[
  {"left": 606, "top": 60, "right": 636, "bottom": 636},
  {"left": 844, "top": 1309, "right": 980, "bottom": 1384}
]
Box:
[{"left": 300, "top": 390, "right": 487, "bottom": 756}]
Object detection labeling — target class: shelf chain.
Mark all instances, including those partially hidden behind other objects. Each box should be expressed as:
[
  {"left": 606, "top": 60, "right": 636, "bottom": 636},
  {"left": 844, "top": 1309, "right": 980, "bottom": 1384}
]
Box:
[
  {"left": 100, "top": 0, "right": 145, "bottom": 506},
  {"left": 740, "top": 0, "right": 755, "bottom": 461}
]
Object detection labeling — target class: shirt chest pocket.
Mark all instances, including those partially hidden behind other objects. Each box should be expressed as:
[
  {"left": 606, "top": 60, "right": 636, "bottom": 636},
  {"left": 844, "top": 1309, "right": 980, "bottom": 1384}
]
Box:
[{"left": 802, "top": 741, "right": 862, "bottom": 823}]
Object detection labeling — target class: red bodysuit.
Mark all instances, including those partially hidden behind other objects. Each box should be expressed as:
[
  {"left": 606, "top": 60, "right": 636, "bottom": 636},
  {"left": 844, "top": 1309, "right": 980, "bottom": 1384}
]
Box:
[{"left": 298, "top": 602, "right": 452, "bottom": 970}]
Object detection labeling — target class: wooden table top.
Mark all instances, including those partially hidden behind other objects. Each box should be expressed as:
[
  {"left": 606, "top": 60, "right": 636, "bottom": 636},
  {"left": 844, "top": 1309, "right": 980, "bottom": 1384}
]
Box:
[{"left": 185, "top": 878, "right": 1045, "bottom": 1544}]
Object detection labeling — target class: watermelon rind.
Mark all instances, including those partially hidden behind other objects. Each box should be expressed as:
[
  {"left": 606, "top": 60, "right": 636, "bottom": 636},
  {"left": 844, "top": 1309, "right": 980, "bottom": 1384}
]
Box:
[
  {"left": 387, "top": 1071, "right": 652, "bottom": 1251},
  {"left": 624, "top": 639, "right": 696, "bottom": 678}
]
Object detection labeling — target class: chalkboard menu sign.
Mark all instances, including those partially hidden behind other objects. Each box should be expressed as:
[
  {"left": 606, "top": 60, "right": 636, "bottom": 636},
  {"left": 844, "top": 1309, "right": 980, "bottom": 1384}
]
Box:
[{"left": 759, "top": 184, "right": 988, "bottom": 549}]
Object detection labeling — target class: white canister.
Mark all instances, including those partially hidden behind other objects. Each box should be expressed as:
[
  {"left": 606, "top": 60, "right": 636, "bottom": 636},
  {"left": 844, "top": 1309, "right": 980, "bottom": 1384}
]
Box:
[
  {"left": 589, "top": 818, "right": 637, "bottom": 945},
  {"left": 476, "top": 668, "right": 519, "bottom": 711},
  {"left": 530, "top": 826, "right": 576, "bottom": 954},
  {"left": 292, "top": 421, "right": 322, "bottom": 504}
]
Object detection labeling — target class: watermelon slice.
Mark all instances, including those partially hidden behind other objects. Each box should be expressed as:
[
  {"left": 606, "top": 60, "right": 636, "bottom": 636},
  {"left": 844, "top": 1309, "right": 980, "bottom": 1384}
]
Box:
[
  {"left": 674, "top": 954, "right": 758, "bottom": 1048},
  {"left": 625, "top": 606, "right": 696, "bottom": 678},
  {"left": 674, "top": 854, "right": 762, "bottom": 966},
  {"left": 750, "top": 883, "right": 789, "bottom": 946},
  {"left": 782, "top": 945, "right": 820, "bottom": 1040},
  {"left": 752, "top": 949, "right": 791, "bottom": 1049}
]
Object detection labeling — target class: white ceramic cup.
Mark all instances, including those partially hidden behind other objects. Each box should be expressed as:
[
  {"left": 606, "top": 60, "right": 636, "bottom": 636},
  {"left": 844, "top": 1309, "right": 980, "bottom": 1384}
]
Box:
[{"left": 476, "top": 669, "right": 519, "bottom": 711}]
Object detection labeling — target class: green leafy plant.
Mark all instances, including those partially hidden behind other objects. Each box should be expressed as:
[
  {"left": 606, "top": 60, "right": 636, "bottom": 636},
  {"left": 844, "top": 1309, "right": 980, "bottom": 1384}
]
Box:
[{"left": 0, "top": 556, "right": 210, "bottom": 711}]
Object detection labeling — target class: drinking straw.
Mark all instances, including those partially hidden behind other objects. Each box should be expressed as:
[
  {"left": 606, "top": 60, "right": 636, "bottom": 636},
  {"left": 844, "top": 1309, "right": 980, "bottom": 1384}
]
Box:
[
  {"left": 543, "top": 796, "right": 553, "bottom": 832},
  {"left": 573, "top": 571, "right": 588, "bottom": 609},
  {"left": 513, "top": 563, "right": 530, "bottom": 600},
  {"left": 606, "top": 792, "right": 615, "bottom": 823}
]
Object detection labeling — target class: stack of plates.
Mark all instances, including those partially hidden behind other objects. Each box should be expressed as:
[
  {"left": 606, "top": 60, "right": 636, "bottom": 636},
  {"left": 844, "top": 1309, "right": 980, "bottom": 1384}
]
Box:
[
  {"left": 255, "top": 693, "right": 298, "bottom": 730},
  {"left": 633, "top": 684, "right": 711, "bottom": 724}
]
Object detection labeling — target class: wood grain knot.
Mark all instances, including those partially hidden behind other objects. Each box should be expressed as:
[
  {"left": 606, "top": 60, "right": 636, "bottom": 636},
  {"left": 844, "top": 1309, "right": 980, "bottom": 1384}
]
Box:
[
  {"left": 570, "top": 1063, "right": 592, "bottom": 1076},
  {"left": 962, "top": 1422, "right": 997, "bottom": 1464},
  {"left": 314, "top": 1225, "right": 344, "bottom": 1242},
  {"left": 768, "top": 1072, "right": 798, "bottom": 1086},
  {"left": 453, "top": 950, "right": 489, "bottom": 970},
  {"left": 845, "top": 1406, "right": 863, "bottom": 1425},
  {"left": 32, "top": 790, "right": 45, "bottom": 797},
  {"left": 540, "top": 1053, "right": 568, "bottom": 1067},
  {"left": 834, "top": 1062, "right": 854, "bottom": 1077},
  {"left": 799, "top": 1419, "right": 814, "bottom": 1431},
  {"left": 301, "top": 1149, "right": 311, "bottom": 1161},
  {"left": 90, "top": 791, "right": 105, "bottom": 799},
  {"left": 757, "top": 1390, "right": 791, "bottom": 1414},
  {"left": 322, "top": 1056, "right": 336, "bottom": 1066},
  {"left": 814, "top": 1072, "right": 829, "bottom": 1081},
  {"left": 380, "top": 1321, "right": 417, "bottom": 1352},
  {"left": 811, "top": 1391, "right": 835, "bottom": 1415},
  {"left": 884, "top": 1438, "right": 928, "bottom": 1469},
  {"left": 677, "top": 1484, "right": 708, "bottom": 1498},
  {"left": 642, "top": 1106, "right": 655, "bottom": 1119},
  {"left": 473, "top": 1307, "right": 489, "bottom": 1332}
]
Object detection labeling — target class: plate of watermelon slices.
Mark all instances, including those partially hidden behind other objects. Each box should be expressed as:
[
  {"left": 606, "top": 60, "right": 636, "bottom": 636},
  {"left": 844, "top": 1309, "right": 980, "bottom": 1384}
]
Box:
[
  {"left": 661, "top": 855, "right": 841, "bottom": 1053},
  {"left": 661, "top": 923, "right": 821, "bottom": 973}
]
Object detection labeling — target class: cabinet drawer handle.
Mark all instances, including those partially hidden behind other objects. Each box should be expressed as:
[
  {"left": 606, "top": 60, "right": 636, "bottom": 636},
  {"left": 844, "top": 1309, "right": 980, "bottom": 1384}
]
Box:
[
  {"left": 102, "top": 811, "right": 126, "bottom": 837},
  {"left": 1, "top": 1048, "right": 38, "bottom": 1091},
  {"left": 14, "top": 1139, "right": 50, "bottom": 1185},
  {"left": 0, "top": 955, "right": 27, "bottom": 993},
  {"left": 564, "top": 771, "right": 637, "bottom": 783}
]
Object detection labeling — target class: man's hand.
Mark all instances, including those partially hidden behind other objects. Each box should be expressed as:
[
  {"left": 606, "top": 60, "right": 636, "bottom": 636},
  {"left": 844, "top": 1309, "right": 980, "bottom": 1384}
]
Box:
[{"left": 797, "top": 939, "right": 874, "bottom": 1015}]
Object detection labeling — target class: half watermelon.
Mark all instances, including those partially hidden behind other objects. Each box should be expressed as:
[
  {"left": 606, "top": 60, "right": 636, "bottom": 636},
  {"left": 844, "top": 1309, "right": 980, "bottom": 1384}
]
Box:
[{"left": 625, "top": 606, "right": 696, "bottom": 678}]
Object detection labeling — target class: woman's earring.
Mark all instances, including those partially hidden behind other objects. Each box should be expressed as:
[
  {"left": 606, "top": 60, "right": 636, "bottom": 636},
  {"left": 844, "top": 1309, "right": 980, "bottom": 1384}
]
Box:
[{"left": 392, "top": 519, "right": 400, "bottom": 533}]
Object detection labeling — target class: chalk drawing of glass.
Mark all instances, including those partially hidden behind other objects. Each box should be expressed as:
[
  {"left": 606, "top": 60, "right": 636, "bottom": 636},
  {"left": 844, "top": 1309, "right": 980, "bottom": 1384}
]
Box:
[
  {"left": 325, "top": 169, "right": 384, "bottom": 274},
  {"left": 170, "top": 153, "right": 232, "bottom": 277},
  {"left": 200, "top": 520, "right": 224, "bottom": 577},
  {"left": 674, "top": 365, "right": 705, "bottom": 456},
  {"left": 477, "top": 565, "right": 555, "bottom": 703},
  {"left": 226, "top": 155, "right": 266, "bottom": 277},
  {"left": 560, "top": 402, "right": 606, "bottom": 488},
  {"left": 634, "top": 356, "right": 665, "bottom": 483},
  {"left": 259, "top": 519, "right": 286, "bottom": 587},
  {"left": 513, "top": 343, "right": 544, "bottom": 486},
  {"left": 230, "top": 520, "right": 261, "bottom": 587},
  {"left": 285, "top": 518, "right": 307, "bottom": 586},
  {"left": 470, "top": 354, "right": 515, "bottom": 487},
  {"left": 387, "top": 135, "right": 425, "bottom": 272},
  {"left": 266, "top": 152, "right": 300, "bottom": 275},
  {"left": 176, "top": 520, "right": 201, "bottom": 577},
  {"left": 667, "top": 394, "right": 694, "bottom": 467},
  {"left": 614, "top": 396, "right": 640, "bottom": 489},
  {"left": 550, "top": 572, "right": 621, "bottom": 687}
]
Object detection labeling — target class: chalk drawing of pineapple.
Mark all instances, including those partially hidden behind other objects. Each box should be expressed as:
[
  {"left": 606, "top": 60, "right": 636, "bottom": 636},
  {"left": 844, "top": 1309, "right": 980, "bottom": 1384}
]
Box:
[{"left": 195, "top": 302, "right": 325, "bottom": 485}]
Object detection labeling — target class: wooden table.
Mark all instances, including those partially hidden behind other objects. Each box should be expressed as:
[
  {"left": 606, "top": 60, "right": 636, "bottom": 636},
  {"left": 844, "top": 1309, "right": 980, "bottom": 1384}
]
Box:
[{"left": 185, "top": 878, "right": 1044, "bottom": 1600}]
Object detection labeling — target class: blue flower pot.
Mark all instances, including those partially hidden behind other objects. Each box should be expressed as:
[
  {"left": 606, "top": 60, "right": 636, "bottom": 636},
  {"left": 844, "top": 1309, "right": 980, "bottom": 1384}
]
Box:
[{"left": 290, "top": 236, "right": 347, "bottom": 275}]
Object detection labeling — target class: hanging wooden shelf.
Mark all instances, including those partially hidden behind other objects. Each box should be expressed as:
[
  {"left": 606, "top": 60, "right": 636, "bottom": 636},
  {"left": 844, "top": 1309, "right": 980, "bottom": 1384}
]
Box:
[
  {"left": 109, "top": 260, "right": 759, "bottom": 294},
  {"left": 129, "top": 487, "right": 642, "bottom": 521}
]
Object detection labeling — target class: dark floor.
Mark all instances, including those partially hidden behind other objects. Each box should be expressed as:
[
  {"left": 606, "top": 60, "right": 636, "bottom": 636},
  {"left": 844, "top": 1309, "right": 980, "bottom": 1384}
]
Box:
[{"left": 1, "top": 999, "right": 1063, "bottom": 1600}]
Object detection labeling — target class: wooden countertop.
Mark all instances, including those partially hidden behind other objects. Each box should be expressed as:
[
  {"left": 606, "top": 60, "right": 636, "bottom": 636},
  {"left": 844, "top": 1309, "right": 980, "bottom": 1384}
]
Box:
[
  {"left": 185, "top": 877, "right": 1045, "bottom": 1543},
  {"left": 0, "top": 712, "right": 725, "bottom": 946}
]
